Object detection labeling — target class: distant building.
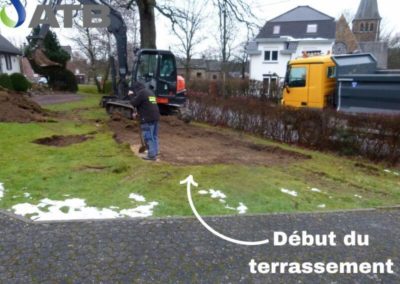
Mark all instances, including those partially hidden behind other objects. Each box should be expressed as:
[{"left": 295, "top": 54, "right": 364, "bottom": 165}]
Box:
[
  {"left": 0, "top": 34, "right": 21, "bottom": 74},
  {"left": 247, "top": 6, "right": 336, "bottom": 81},
  {"left": 352, "top": 0, "right": 381, "bottom": 42},
  {"left": 334, "top": 0, "right": 388, "bottom": 68},
  {"left": 177, "top": 58, "right": 221, "bottom": 81}
]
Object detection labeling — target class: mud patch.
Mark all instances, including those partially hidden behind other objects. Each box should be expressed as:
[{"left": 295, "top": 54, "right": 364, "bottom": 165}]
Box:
[
  {"left": 109, "top": 113, "right": 138, "bottom": 144},
  {"left": 76, "top": 165, "right": 111, "bottom": 173},
  {"left": 354, "top": 163, "right": 380, "bottom": 175},
  {"left": 0, "top": 91, "right": 50, "bottom": 123},
  {"left": 109, "top": 115, "right": 310, "bottom": 166},
  {"left": 33, "top": 134, "right": 93, "bottom": 147}
]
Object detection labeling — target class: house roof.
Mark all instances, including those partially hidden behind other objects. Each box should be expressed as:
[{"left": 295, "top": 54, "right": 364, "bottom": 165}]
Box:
[
  {"left": 177, "top": 58, "right": 222, "bottom": 72},
  {"left": 256, "top": 6, "right": 336, "bottom": 40},
  {"left": 0, "top": 34, "right": 21, "bottom": 55},
  {"left": 269, "top": 6, "right": 334, "bottom": 23},
  {"left": 354, "top": 0, "right": 381, "bottom": 20}
]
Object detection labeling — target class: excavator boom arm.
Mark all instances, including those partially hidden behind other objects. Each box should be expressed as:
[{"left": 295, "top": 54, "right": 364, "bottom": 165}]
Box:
[{"left": 28, "top": 0, "right": 128, "bottom": 97}]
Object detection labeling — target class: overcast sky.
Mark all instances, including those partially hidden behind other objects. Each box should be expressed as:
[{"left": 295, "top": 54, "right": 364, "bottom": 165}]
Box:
[{"left": 2, "top": 0, "right": 399, "bottom": 54}]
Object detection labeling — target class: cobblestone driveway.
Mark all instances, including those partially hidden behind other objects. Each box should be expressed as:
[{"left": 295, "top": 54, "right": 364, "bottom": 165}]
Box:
[{"left": 0, "top": 208, "right": 399, "bottom": 283}]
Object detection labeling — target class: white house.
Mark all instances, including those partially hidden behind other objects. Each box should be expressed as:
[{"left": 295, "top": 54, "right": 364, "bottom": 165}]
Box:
[
  {"left": 0, "top": 34, "right": 21, "bottom": 75},
  {"left": 248, "top": 6, "right": 336, "bottom": 83}
]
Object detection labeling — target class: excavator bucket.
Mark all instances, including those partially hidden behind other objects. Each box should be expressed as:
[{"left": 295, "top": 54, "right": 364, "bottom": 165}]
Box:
[{"left": 29, "top": 48, "right": 61, "bottom": 67}]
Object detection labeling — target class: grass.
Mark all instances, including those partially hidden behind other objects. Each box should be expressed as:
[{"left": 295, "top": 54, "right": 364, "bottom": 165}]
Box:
[{"left": 0, "top": 84, "right": 399, "bottom": 219}]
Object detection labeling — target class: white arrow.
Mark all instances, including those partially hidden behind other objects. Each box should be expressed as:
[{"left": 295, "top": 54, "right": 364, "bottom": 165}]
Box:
[{"left": 180, "top": 175, "right": 269, "bottom": 246}]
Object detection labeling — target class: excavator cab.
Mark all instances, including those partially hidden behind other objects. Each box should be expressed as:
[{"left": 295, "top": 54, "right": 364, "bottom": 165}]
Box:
[{"left": 132, "top": 49, "right": 186, "bottom": 113}]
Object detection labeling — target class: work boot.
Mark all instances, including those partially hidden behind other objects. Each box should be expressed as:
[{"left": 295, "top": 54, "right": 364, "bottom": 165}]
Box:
[{"left": 142, "top": 156, "right": 157, "bottom": 161}]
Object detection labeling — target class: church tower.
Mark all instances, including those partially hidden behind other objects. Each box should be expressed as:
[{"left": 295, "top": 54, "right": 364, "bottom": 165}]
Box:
[{"left": 352, "top": 0, "right": 381, "bottom": 42}]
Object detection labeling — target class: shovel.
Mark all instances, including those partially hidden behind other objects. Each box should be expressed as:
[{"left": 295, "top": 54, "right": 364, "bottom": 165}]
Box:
[{"left": 134, "top": 111, "right": 147, "bottom": 153}]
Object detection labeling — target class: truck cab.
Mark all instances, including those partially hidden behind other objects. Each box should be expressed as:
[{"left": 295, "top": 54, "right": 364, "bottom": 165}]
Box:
[
  {"left": 132, "top": 49, "right": 186, "bottom": 113},
  {"left": 282, "top": 55, "right": 336, "bottom": 109}
]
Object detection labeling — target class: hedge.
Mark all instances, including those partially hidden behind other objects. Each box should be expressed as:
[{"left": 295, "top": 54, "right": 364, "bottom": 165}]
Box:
[{"left": 187, "top": 92, "right": 400, "bottom": 164}]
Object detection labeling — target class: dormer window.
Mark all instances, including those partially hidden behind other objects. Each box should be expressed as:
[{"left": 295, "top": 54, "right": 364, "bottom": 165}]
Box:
[
  {"left": 306, "top": 24, "right": 318, "bottom": 33},
  {"left": 273, "top": 25, "right": 280, "bottom": 35}
]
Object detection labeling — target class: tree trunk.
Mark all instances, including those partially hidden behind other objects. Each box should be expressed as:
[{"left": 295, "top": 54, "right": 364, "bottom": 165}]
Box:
[
  {"left": 136, "top": 0, "right": 157, "bottom": 49},
  {"left": 185, "top": 51, "right": 191, "bottom": 82}
]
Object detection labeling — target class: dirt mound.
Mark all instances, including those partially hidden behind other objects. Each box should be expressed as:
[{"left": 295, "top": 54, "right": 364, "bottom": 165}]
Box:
[
  {"left": 33, "top": 135, "right": 93, "bottom": 147},
  {"left": 109, "top": 115, "right": 310, "bottom": 166},
  {"left": 109, "top": 113, "right": 138, "bottom": 144},
  {"left": 0, "top": 91, "right": 49, "bottom": 123}
]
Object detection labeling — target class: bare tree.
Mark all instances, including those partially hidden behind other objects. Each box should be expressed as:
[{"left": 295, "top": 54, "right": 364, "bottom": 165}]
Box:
[
  {"left": 69, "top": 15, "right": 109, "bottom": 91},
  {"left": 212, "top": 0, "right": 256, "bottom": 96},
  {"left": 168, "top": 0, "right": 206, "bottom": 81},
  {"left": 121, "top": 0, "right": 257, "bottom": 51}
]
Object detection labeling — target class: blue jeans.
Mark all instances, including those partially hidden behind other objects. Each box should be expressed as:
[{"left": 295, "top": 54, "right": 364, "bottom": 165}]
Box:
[{"left": 141, "top": 121, "right": 159, "bottom": 159}]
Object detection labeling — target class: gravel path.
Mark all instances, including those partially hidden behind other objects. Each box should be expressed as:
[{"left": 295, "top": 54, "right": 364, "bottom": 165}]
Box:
[{"left": 0, "top": 208, "right": 399, "bottom": 283}]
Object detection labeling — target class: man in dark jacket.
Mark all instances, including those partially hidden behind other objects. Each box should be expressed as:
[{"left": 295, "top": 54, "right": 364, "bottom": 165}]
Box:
[{"left": 129, "top": 82, "right": 160, "bottom": 161}]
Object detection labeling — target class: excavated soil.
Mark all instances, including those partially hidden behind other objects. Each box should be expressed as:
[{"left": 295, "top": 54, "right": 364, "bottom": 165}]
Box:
[
  {"left": 109, "top": 115, "right": 311, "bottom": 166},
  {"left": 33, "top": 135, "right": 93, "bottom": 147},
  {"left": 0, "top": 91, "right": 50, "bottom": 123}
]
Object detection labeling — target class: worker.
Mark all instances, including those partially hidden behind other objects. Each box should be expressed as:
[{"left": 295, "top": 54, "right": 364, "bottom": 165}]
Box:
[{"left": 128, "top": 82, "right": 160, "bottom": 161}]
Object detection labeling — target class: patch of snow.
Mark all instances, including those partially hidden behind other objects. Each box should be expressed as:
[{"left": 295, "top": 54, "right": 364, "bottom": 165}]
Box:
[
  {"left": 237, "top": 203, "right": 248, "bottom": 214},
  {"left": 23, "top": 193, "right": 31, "bottom": 198},
  {"left": 225, "top": 205, "right": 236, "bottom": 211},
  {"left": 128, "top": 193, "right": 146, "bottom": 202},
  {"left": 209, "top": 189, "right": 226, "bottom": 199},
  {"left": 384, "top": 169, "right": 400, "bottom": 176},
  {"left": 12, "top": 197, "right": 159, "bottom": 221},
  {"left": 281, "top": 188, "right": 298, "bottom": 197},
  {"left": 0, "top": 183, "right": 4, "bottom": 199},
  {"left": 63, "top": 194, "right": 71, "bottom": 197},
  {"left": 109, "top": 206, "right": 119, "bottom": 209},
  {"left": 354, "top": 194, "right": 363, "bottom": 199},
  {"left": 311, "top": 188, "right": 321, "bottom": 193},
  {"left": 199, "top": 188, "right": 248, "bottom": 215},
  {"left": 317, "top": 204, "right": 326, "bottom": 209},
  {"left": 119, "top": 202, "right": 158, "bottom": 218}
]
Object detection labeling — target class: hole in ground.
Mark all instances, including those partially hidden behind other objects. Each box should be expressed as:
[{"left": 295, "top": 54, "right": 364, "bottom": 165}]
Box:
[{"left": 33, "top": 135, "right": 93, "bottom": 147}]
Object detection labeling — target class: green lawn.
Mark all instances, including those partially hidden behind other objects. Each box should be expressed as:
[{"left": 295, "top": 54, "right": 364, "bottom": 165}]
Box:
[{"left": 0, "top": 85, "right": 399, "bottom": 220}]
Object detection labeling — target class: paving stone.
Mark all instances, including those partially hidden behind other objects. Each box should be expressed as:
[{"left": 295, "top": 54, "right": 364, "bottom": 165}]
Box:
[{"left": 0, "top": 209, "right": 399, "bottom": 283}]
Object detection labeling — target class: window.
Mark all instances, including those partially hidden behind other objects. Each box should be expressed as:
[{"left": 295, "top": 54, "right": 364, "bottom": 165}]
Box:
[
  {"left": 5, "top": 55, "right": 12, "bottom": 70},
  {"left": 212, "top": 74, "right": 218, "bottom": 80},
  {"left": 264, "top": 50, "right": 279, "bottom": 62},
  {"left": 196, "top": 72, "right": 202, "bottom": 78},
  {"left": 365, "top": 23, "right": 369, "bottom": 32},
  {"left": 306, "top": 24, "right": 318, "bottom": 33},
  {"left": 370, "top": 23, "right": 374, "bottom": 31},
  {"left": 273, "top": 25, "right": 280, "bottom": 34},
  {"left": 327, "top": 66, "right": 336, "bottom": 79},
  {"left": 360, "top": 23, "right": 365, "bottom": 32},
  {"left": 137, "top": 53, "right": 158, "bottom": 82},
  {"left": 159, "top": 54, "right": 176, "bottom": 81},
  {"left": 288, "top": 67, "right": 307, "bottom": 87}
]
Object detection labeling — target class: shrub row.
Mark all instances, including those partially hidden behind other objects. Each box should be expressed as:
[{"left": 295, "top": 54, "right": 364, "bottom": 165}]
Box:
[
  {"left": 187, "top": 78, "right": 282, "bottom": 102},
  {"left": 187, "top": 92, "right": 400, "bottom": 164},
  {"left": 0, "top": 73, "right": 32, "bottom": 92}
]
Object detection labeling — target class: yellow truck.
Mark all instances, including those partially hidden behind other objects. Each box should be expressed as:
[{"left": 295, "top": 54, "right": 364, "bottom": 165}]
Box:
[{"left": 282, "top": 54, "right": 400, "bottom": 114}]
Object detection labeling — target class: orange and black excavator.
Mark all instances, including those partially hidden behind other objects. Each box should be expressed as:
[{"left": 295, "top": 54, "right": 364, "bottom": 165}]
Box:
[{"left": 27, "top": 0, "right": 188, "bottom": 119}]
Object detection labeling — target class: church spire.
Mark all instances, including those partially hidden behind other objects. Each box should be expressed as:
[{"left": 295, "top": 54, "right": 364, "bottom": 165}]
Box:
[
  {"left": 354, "top": 0, "right": 381, "bottom": 20},
  {"left": 352, "top": 0, "right": 381, "bottom": 42}
]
